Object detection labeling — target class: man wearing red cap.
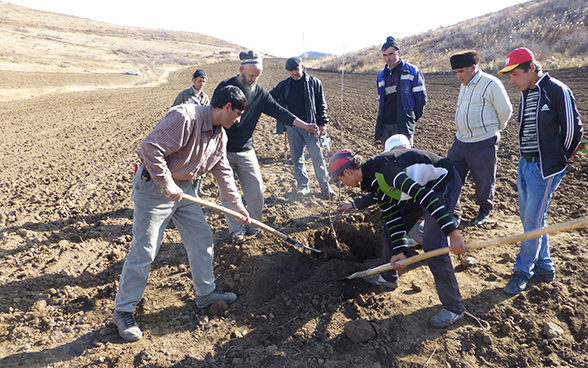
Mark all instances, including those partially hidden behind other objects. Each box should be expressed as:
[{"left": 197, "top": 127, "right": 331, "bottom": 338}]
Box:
[
  {"left": 498, "top": 47, "right": 583, "bottom": 294},
  {"left": 331, "top": 148, "right": 468, "bottom": 328}
]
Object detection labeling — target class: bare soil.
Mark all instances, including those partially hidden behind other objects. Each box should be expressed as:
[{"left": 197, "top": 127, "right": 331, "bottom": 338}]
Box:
[{"left": 1, "top": 58, "right": 588, "bottom": 368}]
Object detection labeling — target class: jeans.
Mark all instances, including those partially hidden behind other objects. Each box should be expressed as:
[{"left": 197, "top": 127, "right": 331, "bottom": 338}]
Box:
[
  {"left": 115, "top": 165, "right": 216, "bottom": 313},
  {"left": 515, "top": 159, "right": 565, "bottom": 278},
  {"left": 286, "top": 126, "right": 329, "bottom": 192},
  {"left": 219, "top": 150, "right": 265, "bottom": 235},
  {"left": 381, "top": 170, "right": 464, "bottom": 314}
]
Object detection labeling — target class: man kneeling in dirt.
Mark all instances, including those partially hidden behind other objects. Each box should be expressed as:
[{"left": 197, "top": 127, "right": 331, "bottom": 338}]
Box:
[
  {"left": 331, "top": 146, "right": 468, "bottom": 328},
  {"left": 113, "top": 86, "right": 251, "bottom": 342}
]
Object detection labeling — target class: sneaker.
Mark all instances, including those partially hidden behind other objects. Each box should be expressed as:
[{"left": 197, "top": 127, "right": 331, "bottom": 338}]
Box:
[
  {"left": 504, "top": 271, "right": 529, "bottom": 295},
  {"left": 533, "top": 266, "right": 555, "bottom": 281},
  {"left": 195, "top": 287, "right": 237, "bottom": 308},
  {"left": 452, "top": 215, "right": 461, "bottom": 228},
  {"left": 473, "top": 209, "right": 489, "bottom": 226},
  {"left": 430, "top": 308, "right": 464, "bottom": 328},
  {"left": 297, "top": 187, "right": 310, "bottom": 196},
  {"left": 113, "top": 310, "right": 143, "bottom": 342},
  {"left": 245, "top": 227, "right": 262, "bottom": 236},
  {"left": 231, "top": 230, "right": 246, "bottom": 244},
  {"left": 363, "top": 275, "right": 399, "bottom": 290}
]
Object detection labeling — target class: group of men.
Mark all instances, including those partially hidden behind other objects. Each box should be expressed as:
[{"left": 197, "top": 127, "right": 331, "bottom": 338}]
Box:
[
  {"left": 112, "top": 37, "right": 583, "bottom": 341},
  {"left": 331, "top": 38, "right": 582, "bottom": 328}
]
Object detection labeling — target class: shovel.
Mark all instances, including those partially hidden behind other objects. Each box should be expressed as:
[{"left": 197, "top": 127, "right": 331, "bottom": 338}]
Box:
[
  {"left": 339, "top": 216, "right": 588, "bottom": 281},
  {"left": 181, "top": 193, "right": 321, "bottom": 253}
]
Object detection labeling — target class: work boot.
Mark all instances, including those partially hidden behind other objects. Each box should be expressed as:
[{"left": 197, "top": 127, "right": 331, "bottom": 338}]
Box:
[
  {"left": 113, "top": 310, "right": 142, "bottom": 342},
  {"left": 504, "top": 271, "right": 529, "bottom": 295},
  {"left": 196, "top": 287, "right": 237, "bottom": 308},
  {"left": 430, "top": 308, "right": 464, "bottom": 328}
]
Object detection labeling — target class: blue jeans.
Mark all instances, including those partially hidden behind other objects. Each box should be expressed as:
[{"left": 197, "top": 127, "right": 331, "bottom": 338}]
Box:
[
  {"left": 115, "top": 165, "right": 217, "bottom": 313},
  {"left": 515, "top": 159, "right": 565, "bottom": 278},
  {"left": 286, "top": 126, "right": 329, "bottom": 192}
]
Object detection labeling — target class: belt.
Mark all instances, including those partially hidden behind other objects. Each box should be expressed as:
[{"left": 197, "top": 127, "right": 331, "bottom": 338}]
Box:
[{"left": 522, "top": 154, "right": 540, "bottom": 163}]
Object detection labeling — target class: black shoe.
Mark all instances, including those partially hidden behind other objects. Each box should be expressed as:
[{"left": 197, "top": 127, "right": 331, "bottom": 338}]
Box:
[
  {"left": 504, "top": 271, "right": 529, "bottom": 295},
  {"left": 533, "top": 267, "right": 555, "bottom": 281},
  {"left": 473, "top": 210, "right": 489, "bottom": 226},
  {"left": 319, "top": 188, "right": 336, "bottom": 200}
]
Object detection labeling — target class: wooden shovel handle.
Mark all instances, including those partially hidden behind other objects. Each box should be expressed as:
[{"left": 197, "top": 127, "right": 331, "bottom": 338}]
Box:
[{"left": 363, "top": 217, "right": 588, "bottom": 277}]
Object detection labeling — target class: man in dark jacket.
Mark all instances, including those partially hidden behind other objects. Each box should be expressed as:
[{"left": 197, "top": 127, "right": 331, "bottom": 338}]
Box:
[
  {"left": 499, "top": 47, "right": 583, "bottom": 294},
  {"left": 375, "top": 36, "right": 427, "bottom": 145},
  {"left": 331, "top": 148, "right": 468, "bottom": 328},
  {"left": 270, "top": 57, "right": 335, "bottom": 199},
  {"left": 213, "top": 51, "right": 318, "bottom": 243}
]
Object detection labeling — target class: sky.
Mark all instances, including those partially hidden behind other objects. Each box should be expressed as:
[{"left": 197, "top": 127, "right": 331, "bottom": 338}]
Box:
[{"left": 7, "top": 0, "right": 531, "bottom": 57}]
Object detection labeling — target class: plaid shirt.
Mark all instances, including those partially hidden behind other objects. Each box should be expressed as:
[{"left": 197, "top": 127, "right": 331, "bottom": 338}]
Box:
[{"left": 138, "top": 104, "right": 244, "bottom": 211}]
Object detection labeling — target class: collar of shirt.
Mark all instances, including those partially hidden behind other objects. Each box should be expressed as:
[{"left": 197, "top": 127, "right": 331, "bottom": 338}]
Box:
[{"left": 467, "top": 70, "right": 482, "bottom": 86}]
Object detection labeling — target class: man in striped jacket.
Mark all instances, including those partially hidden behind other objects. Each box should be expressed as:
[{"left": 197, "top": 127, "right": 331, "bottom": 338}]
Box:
[{"left": 331, "top": 148, "right": 468, "bottom": 328}]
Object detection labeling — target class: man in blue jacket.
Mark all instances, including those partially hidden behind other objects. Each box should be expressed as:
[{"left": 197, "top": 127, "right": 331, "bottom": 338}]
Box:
[
  {"left": 270, "top": 57, "right": 335, "bottom": 199},
  {"left": 375, "top": 36, "right": 427, "bottom": 146},
  {"left": 499, "top": 47, "right": 583, "bottom": 294}
]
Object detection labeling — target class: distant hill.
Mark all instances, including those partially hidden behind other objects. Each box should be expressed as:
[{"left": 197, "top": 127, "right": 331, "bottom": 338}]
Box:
[
  {"left": 302, "top": 51, "right": 333, "bottom": 59},
  {"left": 309, "top": 0, "right": 588, "bottom": 74}
]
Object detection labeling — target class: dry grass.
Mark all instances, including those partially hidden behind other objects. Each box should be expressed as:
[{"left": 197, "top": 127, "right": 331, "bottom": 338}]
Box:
[{"left": 308, "top": 0, "right": 588, "bottom": 74}]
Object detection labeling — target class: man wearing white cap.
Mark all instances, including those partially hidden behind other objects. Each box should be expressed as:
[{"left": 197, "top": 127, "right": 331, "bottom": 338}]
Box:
[{"left": 498, "top": 47, "right": 583, "bottom": 294}]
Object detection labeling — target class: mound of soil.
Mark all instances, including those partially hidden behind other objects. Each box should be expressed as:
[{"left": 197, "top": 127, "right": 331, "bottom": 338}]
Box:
[{"left": 1, "top": 59, "right": 588, "bottom": 368}]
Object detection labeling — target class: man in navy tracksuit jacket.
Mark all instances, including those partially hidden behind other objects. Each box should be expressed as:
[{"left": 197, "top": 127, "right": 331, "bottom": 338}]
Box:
[{"left": 499, "top": 48, "right": 583, "bottom": 295}]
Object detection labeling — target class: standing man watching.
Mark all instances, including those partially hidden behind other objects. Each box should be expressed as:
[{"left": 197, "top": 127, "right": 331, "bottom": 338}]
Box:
[
  {"left": 375, "top": 36, "right": 427, "bottom": 146},
  {"left": 214, "top": 51, "right": 318, "bottom": 243},
  {"left": 172, "top": 68, "right": 211, "bottom": 197},
  {"left": 447, "top": 50, "right": 513, "bottom": 226},
  {"left": 498, "top": 48, "right": 582, "bottom": 294},
  {"left": 113, "top": 86, "right": 250, "bottom": 342},
  {"left": 270, "top": 57, "right": 335, "bottom": 199}
]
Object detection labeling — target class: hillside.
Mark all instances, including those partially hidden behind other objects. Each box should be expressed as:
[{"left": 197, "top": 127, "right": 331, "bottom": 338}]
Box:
[{"left": 309, "top": 0, "right": 588, "bottom": 74}]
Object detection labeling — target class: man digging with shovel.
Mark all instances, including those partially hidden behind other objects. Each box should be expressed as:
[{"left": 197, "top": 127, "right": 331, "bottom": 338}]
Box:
[
  {"left": 113, "top": 86, "right": 250, "bottom": 342},
  {"left": 331, "top": 145, "right": 469, "bottom": 328}
]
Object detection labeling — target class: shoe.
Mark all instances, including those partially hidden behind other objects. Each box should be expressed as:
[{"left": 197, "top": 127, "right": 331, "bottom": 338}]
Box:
[
  {"left": 231, "top": 230, "right": 246, "bottom": 244},
  {"left": 245, "top": 227, "right": 262, "bottom": 236},
  {"left": 198, "top": 189, "right": 211, "bottom": 197},
  {"left": 473, "top": 210, "right": 489, "bottom": 226},
  {"left": 452, "top": 215, "right": 461, "bottom": 228},
  {"left": 297, "top": 187, "right": 310, "bottom": 195},
  {"left": 113, "top": 310, "right": 143, "bottom": 342},
  {"left": 504, "top": 271, "right": 529, "bottom": 295},
  {"left": 362, "top": 275, "right": 399, "bottom": 290},
  {"left": 406, "top": 236, "right": 419, "bottom": 248},
  {"left": 430, "top": 308, "right": 464, "bottom": 328},
  {"left": 533, "top": 266, "right": 555, "bottom": 281},
  {"left": 195, "top": 287, "right": 237, "bottom": 308},
  {"left": 319, "top": 188, "right": 337, "bottom": 200}
]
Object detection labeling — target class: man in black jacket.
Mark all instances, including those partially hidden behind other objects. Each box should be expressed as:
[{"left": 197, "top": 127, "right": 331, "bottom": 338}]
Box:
[
  {"left": 270, "top": 57, "right": 335, "bottom": 199},
  {"left": 213, "top": 51, "right": 318, "bottom": 243},
  {"left": 499, "top": 47, "right": 583, "bottom": 294}
]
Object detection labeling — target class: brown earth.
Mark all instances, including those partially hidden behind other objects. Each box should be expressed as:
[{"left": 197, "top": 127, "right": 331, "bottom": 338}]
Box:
[{"left": 1, "top": 58, "right": 588, "bottom": 368}]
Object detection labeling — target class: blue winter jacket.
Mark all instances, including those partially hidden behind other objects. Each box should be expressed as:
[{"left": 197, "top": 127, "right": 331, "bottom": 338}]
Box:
[{"left": 375, "top": 60, "right": 427, "bottom": 139}]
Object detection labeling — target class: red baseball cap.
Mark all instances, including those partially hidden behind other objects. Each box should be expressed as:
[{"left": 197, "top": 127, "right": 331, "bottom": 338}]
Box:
[
  {"left": 498, "top": 47, "right": 535, "bottom": 75},
  {"left": 328, "top": 149, "right": 354, "bottom": 184}
]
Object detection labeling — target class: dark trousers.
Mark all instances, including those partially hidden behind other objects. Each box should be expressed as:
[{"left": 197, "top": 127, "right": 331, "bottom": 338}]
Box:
[
  {"left": 447, "top": 135, "right": 499, "bottom": 216},
  {"left": 381, "top": 171, "right": 464, "bottom": 314}
]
